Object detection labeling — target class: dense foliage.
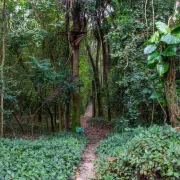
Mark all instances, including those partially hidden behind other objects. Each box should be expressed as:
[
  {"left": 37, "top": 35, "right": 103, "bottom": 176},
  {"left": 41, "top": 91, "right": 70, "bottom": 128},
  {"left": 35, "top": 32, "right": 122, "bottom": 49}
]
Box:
[
  {"left": 96, "top": 126, "right": 180, "bottom": 180},
  {"left": 0, "top": 0, "right": 180, "bottom": 179},
  {"left": 107, "top": 0, "right": 176, "bottom": 125},
  {"left": 87, "top": 117, "right": 113, "bottom": 128},
  {"left": 0, "top": 133, "right": 87, "bottom": 179},
  {"left": 0, "top": 0, "right": 179, "bottom": 137}
]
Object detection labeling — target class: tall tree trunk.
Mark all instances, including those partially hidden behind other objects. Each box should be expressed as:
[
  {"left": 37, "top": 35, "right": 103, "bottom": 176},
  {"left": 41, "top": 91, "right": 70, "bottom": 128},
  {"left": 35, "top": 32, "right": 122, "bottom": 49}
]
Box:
[
  {"left": 38, "top": 94, "right": 55, "bottom": 132},
  {"left": 65, "top": 91, "right": 70, "bottom": 131},
  {"left": 65, "top": 1, "right": 71, "bottom": 131},
  {"left": 86, "top": 44, "right": 103, "bottom": 116},
  {"left": 165, "top": 59, "right": 180, "bottom": 126},
  {"left": 100, "top": 31, "right": 111, "bottom": 121},
  {"left": 12, "top": 113, "right": 25, "bottom": 135},
  {"left": 165, "top": 1, "right": 180, "bottom": 127},
  {"left": 58, "top": 103, "right": 63, "bottom": 132},
  {"left": 54, "top": 102, "right": 57, "bottom": 126},
  {"left": 0, "top": 0, "right": 6, "bottom": 137},
  {"left": 96, "top": 1, "right": 111, "bottom": 120},
  {"left": 71, "top": 1, "right": 86, "bottom": 131},
  {"left": 92, "top": 80, "right": 96, "bottom": 117},
  {"left": 72, "top": 45, "right": 80, "bottom": 131},
  {"left": 38, "top": 101, "right": 42, "bottom": 123},
  {"left": 95, "top": 38, "right": 103, "bottom": 117}
]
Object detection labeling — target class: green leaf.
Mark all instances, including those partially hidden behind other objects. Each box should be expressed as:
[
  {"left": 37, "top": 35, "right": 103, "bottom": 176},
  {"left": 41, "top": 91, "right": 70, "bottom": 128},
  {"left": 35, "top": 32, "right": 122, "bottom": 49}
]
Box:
[
  {"left": 171, "top": 25, "right": 180, "bottom": 37},
  {"left": 144, "top": 44, "right": 157, "bottom": 54},
  {"left": 142, "top": 88, "right": 151, "bottom": 94},
  {"left": 162, "top": 46, "right": 177, "bottom": 56},
  {"left": 147, "top": 51, "right": 161, "bottom": 69},
  {"left": 157, "top": 62, "right": 169, "bottom": 76},
  {"left": 150, "top": 93, "right": 162, "bottom": 99},
  {"left": 161, "top": 33, "right": 180, "bottom": 44},
  {"left": 150, "top": 73, "right": 158, "bottom": 80},
  {"left": 148, "top": 51, "right": 161, "bottom": 63},
  {"left": 148, "top": 32, "right": 160, "bottom": 43},
  {"left": 155, "top": 22, "right": 171, "bottom": 34},
  {"left": 162, "top": 99, "right": 167, "bottom": 107}
]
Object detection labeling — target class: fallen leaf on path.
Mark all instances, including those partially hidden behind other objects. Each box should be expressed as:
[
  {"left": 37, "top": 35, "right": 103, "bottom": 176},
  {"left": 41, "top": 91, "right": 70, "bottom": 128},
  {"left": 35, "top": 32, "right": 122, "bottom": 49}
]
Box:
[{"left": 107, "top": 157, "right": 117, "bottom": 162}]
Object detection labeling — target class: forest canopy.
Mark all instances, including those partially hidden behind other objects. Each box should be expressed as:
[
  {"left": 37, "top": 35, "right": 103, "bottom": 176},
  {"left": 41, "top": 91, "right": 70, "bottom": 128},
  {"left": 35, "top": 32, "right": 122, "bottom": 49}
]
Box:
[{"left": 0, "top": 0, "right": 179, "bottom": 135}]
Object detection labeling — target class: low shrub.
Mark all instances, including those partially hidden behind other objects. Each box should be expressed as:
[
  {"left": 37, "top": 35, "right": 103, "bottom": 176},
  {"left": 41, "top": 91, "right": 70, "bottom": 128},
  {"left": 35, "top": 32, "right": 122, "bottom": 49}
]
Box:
[
  {"left": 113, "top": 116, "right": 130, "bottom": 133},
  {"left": 87, "top": 117, "right": 113, "bottom": 128},
  {"left": 0, "top": 133, "right": 88, "bottom": 180},
  {"left": 96, "top": 126, "right": 180, "bottom": 180}
]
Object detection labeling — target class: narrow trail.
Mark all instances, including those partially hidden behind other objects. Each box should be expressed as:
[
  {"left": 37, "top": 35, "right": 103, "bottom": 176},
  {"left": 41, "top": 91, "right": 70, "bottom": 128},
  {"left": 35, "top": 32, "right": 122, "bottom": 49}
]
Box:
[{"left": 75, "top": 104, "right": 110, "bottom": 180}]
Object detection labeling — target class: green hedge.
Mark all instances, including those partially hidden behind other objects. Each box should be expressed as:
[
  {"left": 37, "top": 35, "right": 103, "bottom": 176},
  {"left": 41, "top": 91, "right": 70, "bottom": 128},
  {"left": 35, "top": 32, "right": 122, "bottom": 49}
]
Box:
[
  {"left": 96, "top": 126, "right": 180, "bottom": 180},
  {"left": 0, "top": 133, "right": 88, "bottom": 180}
]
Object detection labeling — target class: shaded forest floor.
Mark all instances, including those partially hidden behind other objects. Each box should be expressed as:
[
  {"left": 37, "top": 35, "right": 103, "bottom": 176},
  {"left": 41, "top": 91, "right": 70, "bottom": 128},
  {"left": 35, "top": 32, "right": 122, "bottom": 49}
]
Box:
[
  {"left": 75, "top": 104, "right": 111, "bottom": 180},
  {"left": 3, "top": 104, "right": 111, "bottom": 179}
]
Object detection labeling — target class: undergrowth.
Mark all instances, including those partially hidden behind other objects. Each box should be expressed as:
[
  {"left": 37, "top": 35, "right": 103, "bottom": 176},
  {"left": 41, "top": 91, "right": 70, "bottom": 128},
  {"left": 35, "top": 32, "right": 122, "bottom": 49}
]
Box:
[
  {"left": 96, "top": 125, "right": 180, "bottom": 180},
  {"left": 87, "top": 117, "right": 113, "bottom": 128},
  {"left": 0, "top": 133, "right": 88, "bottom": 180}
]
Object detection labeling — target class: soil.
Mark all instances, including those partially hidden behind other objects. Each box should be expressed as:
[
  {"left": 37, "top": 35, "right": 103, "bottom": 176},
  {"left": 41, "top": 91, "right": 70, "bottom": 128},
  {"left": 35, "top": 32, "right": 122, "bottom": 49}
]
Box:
[{"left": 75, "top": 104, "right": 110, "bottom": 180}]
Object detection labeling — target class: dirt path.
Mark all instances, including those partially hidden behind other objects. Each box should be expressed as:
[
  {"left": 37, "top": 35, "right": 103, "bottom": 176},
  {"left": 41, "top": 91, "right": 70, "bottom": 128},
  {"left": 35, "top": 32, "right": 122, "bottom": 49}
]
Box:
[{"left": 75, "top": 104, "right": 110, "bottom": 180}]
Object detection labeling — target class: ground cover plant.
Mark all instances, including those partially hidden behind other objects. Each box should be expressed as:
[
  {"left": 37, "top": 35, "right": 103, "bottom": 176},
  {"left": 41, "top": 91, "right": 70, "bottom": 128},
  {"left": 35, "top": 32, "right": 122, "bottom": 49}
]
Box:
[
  {"left": 0, "top": 133, "right": 88, "bottom": 180},
  {"left": 96, "top": 126, "right": 180, "bottom": 180}
]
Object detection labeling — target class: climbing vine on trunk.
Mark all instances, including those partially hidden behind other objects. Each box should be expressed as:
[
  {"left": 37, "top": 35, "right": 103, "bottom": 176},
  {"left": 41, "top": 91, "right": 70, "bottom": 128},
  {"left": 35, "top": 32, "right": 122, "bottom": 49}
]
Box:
[{"left": 144, "top": 22, "right": 180, "bottom": 126}]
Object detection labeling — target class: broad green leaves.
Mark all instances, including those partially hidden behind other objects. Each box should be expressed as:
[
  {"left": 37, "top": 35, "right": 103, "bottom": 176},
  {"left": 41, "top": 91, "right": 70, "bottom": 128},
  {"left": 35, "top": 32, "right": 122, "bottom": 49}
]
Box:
[
  {"left": 0, "top": 133, "right": 88, "bottom": 179},
  {"left": 171, "top": 25, "right": 180, "bottom": 37},
  {"left": 161, "top": 33, "right": 180, "bottom": 44},
  {"left": 148, "top": 32, "right": 160, "bottom": 43},
  {"left": 162, "top": 46, "right": 177, "bottom": 56},
  {"left": 144, "top": 44, "right": 157, "bottom": 54},
  {"left": 157, "top": 63, "right": 169, "bottom": 76},
  {"left": 147, "top": 51, "right": 161, "bottom": 62},
  {"left": 150, "top": 93, "right": 162, "bottom": 99},
  {"left": 155, "top": 22, "right": 171, "bottom": 34},
  {"left": 144, "top": 21, "right": 180, "bottom": 103},
  {"left": 147, "top": 51, "right": 161, "bottom": 68},
  {"left": 145, "top": 22, "right": 180, "bottom": 78},
  {"left": 155, "top": 22, "right": 180, "bottom": 44},
  {"left": 96, "top": 126, "right": 180, "bottom": 180}
]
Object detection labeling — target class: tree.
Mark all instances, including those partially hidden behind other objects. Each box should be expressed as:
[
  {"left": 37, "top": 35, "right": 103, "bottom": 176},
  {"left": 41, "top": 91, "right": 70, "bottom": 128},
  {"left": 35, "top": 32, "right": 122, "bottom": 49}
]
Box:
[
  {"left": 144, "top": 2, "right": 180, "bottom": 126},
  {"left": 0, "top": 0, "right": 6, "bottom": 137},
  {"left": 70, "top": 1, "right": 87, "bottom": 131},
  {"left": 165, "top": 0, "right": 180, "bottom": 126}
]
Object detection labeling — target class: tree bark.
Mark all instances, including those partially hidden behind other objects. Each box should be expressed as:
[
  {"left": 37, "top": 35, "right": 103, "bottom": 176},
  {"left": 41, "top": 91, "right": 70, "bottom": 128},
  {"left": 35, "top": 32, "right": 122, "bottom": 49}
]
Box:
[
  {"left": 86, "top": 44, "right": 103, "bottom": 116},
  {"left": 12, "top": 113, "right": 25, "bottom": 135},
  {"left": 92, "top": 80, "right": 96, "bottom": 117},
  {"left": 100, "top": 30, "right": 111, "bottom": 121},
  {"left": 65, "top": 1, "right": 71, "bottom": 131},
  {"left": 165, "top": 59, "right": 180, "bottom": 126},
  {"left": 165, "top": 0, "right": 180, "bottom": 127},
  {"left": 0, "top": 0, "right": 6, "bottom": 137},
  {"left": 71, "top": 1, "right": 86, "bottom": 131},
  {"left": 38, "top": 101, "right": 42, "bottom": 123},
  {"left": 72, "top": 45, "right": 80, "bottom": 131},
  {"left": 58, "top": 103, "right": 63, "bottom": 132},
  {"left": 96, "top": 2, "right": 111, "bottom": 121}
]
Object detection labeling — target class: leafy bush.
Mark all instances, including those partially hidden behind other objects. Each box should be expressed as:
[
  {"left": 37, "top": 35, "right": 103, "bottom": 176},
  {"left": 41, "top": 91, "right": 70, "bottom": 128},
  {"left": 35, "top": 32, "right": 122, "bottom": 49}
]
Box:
[
  {"left": 87, "top": 117, "right": 113, "bottom": 128},
  {"left": 96, "top": 126, "right": 180, "bottom": 180},
  {"left": 113, "top": 116, "right": 130, "bottom": 133},
  {"left": 0, "top": 133, "right": 88, "bottom": 180},
  {"left": 96, "top": 127, "right": 144, "bottom": 158}
]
